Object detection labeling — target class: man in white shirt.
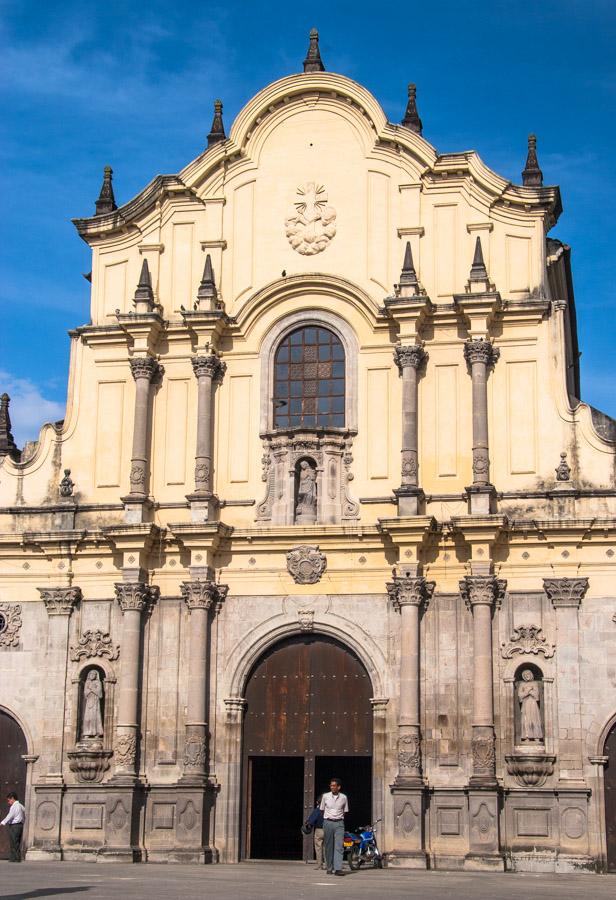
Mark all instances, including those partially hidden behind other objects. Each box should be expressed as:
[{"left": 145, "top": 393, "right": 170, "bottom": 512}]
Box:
[
  {"left": 319, "top": 778, "right": 349, "bottom": 876},
  {"left": 1, "top": 792, "right": 26, "bottom": 862}
]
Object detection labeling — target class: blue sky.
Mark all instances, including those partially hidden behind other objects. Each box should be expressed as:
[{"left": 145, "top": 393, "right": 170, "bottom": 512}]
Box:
[{"left": 1, "top": 0, "right": 615, "bottom": 445}]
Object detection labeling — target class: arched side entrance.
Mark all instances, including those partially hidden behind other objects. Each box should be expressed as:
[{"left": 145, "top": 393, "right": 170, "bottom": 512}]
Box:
[
  {"left": 0, "top": 710, "right": 27, "bottom": 859},
  {"left": 242, "top": 634, "right": 373, "bottom": 861},
  {"left": 604, "top": 721, "right": 616, "bottom": 871}
]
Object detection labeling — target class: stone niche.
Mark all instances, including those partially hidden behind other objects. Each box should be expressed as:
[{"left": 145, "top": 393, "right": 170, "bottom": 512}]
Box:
[{"left": 256, "top": 430, "right": 359, "bottom": 525}]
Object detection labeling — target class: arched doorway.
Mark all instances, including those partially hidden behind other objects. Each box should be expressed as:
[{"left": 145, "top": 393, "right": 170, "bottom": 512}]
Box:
[
  {"left": 242, "top": 634, "right": 373, "bottom": 860},
  {"left": 605, "top": 721, "right": 616, "bottom": 871},
  {"left": 0, "top": 710, "right": 27, "bottom": 859}
]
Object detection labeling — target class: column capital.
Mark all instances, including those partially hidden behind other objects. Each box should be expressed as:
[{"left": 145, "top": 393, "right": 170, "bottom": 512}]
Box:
[
  {"left": 393, "top": 342, "right": 427, "bottom": 373},
  {"left": 543, "top": 577, "right": 588, "bottom": 609},
  {"left": 181, "top": 579, "right": 228, "bottom": 612},
  {"left": 129, "top": 356, "right": 162, "bottom": 382},
  {"left": 463, "top": 338, "right": 499, "bottom": 368},
  {"left": 386, "top": 570, "right": 434, "bottom": 612},
  {"left": 114, "top": 582, "right": 157, "bottom": 614},
  {"left": 460, "top": 575, "right": 506, "bottom": 610},
  {"left": 38, "top": 586, "right": 82, "bottom": 616},
  {"left": 191, "top": 353, "right": 226, "bottom": 384}
]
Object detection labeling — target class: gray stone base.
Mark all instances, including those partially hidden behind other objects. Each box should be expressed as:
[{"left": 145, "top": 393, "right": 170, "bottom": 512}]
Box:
[
  {"left": 25, "top": 847, "right": 63, "bottom": 861},
  {"left": 464, "top": 852, "right": 505, "bottom": 871},
  {"left": 387, "top": 850, "right": 428, "bottom": 869}
]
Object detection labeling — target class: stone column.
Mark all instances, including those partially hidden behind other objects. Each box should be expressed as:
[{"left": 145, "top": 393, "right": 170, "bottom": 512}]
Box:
[
  {"left": 221, "top": 697, "right": 247, "bottom": 863},
  {"left": 124, "top": 356, "right": 161, "bottom": 522},
  {"left": 113, "top": 582, "right": 155, "bottom": 780},
  {"left": 188, "top": 354, "right": 226, "bottom": 522},
  {"left": 463, "top": 339, "right": 499, "bottom": 514},
  {"left": 386, "top": 570, "right": 433, "bottom": 868},
  {"left": 180, "top": 579, "right": 228, "bottom": 781},
  {"left": 543, "top": 578, "right": 588, "bottom": 782},
  {"left": 393, "top": 343, "right": 426, "bottom": 515},
  {"left": 29, "top": 587, "right": 81, "bottom": 859}
]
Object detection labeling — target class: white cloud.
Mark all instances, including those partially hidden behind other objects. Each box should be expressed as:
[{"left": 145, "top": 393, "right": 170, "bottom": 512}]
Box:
[{"left": 0, "top": 371, "right": 65, "bottom": 447}]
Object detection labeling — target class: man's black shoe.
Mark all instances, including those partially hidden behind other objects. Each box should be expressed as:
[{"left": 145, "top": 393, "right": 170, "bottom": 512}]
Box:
[
  {"left": 326, "top": 869, "right": 333, "bottom": 874},
  {"left": 334, "top": 870, "right": 345, "bottom": 876}
]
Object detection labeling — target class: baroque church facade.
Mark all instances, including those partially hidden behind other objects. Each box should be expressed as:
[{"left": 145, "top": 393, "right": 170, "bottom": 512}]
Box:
[{"left": 1, "top": 30, "right": 616, "bottom": 872}]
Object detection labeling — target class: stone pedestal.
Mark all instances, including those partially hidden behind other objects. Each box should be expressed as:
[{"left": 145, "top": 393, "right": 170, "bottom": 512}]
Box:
[
  {"left": 145, "top": 785, "right": 217, "bottom": 863},
  {"left": 27, "top": 785, "right": 65, "bottom": 860},
  {"left": 389, "top": 788, "right": 427, "bottom": 868},
  {"left": 465, "top": 789, "right": 503, "bottom": 870}
]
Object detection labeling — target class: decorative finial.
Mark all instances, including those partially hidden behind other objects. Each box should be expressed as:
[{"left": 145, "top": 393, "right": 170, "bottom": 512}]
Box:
[
  {"left": 469, "top": 236, "right": 488, "bottom": 282},
  {"left": 555, "top": 451, "right": 571, "bottom": 482},
  {"left": 207, "top": 100, "right": 226, "bottom": 148},
  {"left": 303, "top": 27, "right": 325, "bottom": 73},
  {"left": 401, "top": 83, "right": 423, "bottom": 135},
  {"left": 399, "top": 241, "right": 418, "bottom": 288},
  {"left": 0, "top": 393, "right": 20, "bottom": 461},
  {"left": 95, "top": 165, "right": 117, "bottom": 215},
  {"left": 133, "top": 259, "right": 154, "bottom": 312},
  {"left": 197, "top": 254, "right": 217, "bottom": 307},
  {"left": 522, "top": 134, "right": 543, "bottom": 187},
  {"left": 59, "top": 469, "right": 75, "bottom": 498}
]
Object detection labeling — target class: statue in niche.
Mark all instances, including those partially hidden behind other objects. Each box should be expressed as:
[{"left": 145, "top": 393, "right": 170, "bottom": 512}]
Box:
[
  {"left": 81, "top": 670, "right": 104, "bottom": 741},
  {"left": 518, "top": 669, "right": 543, "bottom": 742},
  {"left": 295, "top": 460, "right": 317, "bottom": 524}
]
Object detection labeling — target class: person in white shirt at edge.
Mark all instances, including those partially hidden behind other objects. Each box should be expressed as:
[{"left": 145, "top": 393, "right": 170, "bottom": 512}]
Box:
[
  {"left": 319, "top": 778, "right": 349, "bottom": 876},
  {"left": 1, "top": 793, "right": 26, "bottom": 862}
]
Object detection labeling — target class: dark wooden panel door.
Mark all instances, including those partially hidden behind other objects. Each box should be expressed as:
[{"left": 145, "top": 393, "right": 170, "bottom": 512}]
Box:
[
  {"left": 243, "top": 635, "right": 373, "bottom": 860},
  {"left": 0, "top": 711, "right": 27, "bottom": 859},
  {"left": 605, "top": 723, "right": 616, "bottom": 871}
]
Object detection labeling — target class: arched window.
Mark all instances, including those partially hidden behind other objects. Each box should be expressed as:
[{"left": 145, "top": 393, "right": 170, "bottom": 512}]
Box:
[{"left": 273, "top": 326, "right": 345, "bottom": 429}]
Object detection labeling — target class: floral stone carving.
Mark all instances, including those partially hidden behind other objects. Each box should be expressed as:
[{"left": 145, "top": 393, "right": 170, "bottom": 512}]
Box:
[
  {"left": 70, "top": 629, "right": 120, "bottom": 661},
  {"left": 285, "top": 183, "right": 336, "bottom": 255},
  {"left": 286, "top": 545, "right": 327, "bottom": 585},
  {"left": 68, "top": 748, "right": 112, "bottom": 783},
  {"left": 0, "top": 604, "right": 22, "bottom": 648},
  {"left": 506, "top": 753, "right": 555, "bottom": 787},
  {"left": 500, "top": 624, "right": 555, "bottom": 659}
]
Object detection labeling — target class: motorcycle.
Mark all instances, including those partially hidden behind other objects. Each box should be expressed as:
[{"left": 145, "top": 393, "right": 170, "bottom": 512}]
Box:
[{"left": 344, "top": 819, "right": 383, "bottom": 870}]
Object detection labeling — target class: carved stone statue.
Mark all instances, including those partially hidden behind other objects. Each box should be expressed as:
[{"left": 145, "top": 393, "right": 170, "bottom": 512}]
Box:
[
  {"left": 518, "top": 669, "right": 543, "bottom": 742},
  {"left": 81, "top": 670, "right": 104, "bottom": 740},
  {"left": 295, "top": 460, "right": 317, "bottom": 524}
]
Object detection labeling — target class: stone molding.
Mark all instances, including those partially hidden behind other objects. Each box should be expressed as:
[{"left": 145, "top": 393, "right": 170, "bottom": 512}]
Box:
[
  {"left": 386, "top": 571, "right": 435, "bottom": 611},
  {"left": 459, "top": 576, "right": 506, "bottom": 610},
  {"left": 463, "top": 338, "right": 500, "bottom": 368},
  {"left": 500, "top": 625, "right": 555, "bottom": 659},
  {"left": 0, "top": 603, "right": 22, "bottom": 647},
  {"left": 393, "top": 342, "right": 427, "bottom": 373},
  {"left": 191, "top": 354, "right": 226, "bottom": 384},
  {"left": 39, "top": 587, "right": 82, "bottom": 616},
  {"left": 70, "top": 629, "right": 120, "bottom": 661},
  {"left": 129, "top": 356, "right": 161, "bottom": 382},
  {"left": 114, "top": 582, "right": 157, "bottom": 614},
  {"left": 543, "top": 577, "right": 589, "bottom": 609},
  {"left": 286, "top": 545, "right": 327, "bottom": 584}
]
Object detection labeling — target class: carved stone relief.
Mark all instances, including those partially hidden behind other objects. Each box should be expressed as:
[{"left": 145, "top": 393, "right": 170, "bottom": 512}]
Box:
[
  {"left": 0, "top": 603, "right": 22, "bottom": 648},
  {"left": 114, "top": 733, "right": 136, "bottom": 767},
  {"left": 287, "top": 546, "right": 327, "bottom": 585},
  {"left": 500, "top": 625, "right": 554, "bottom": 659},
  {"left": 297, "top": 607, "right": 315, "bottom": 632},
  {"left": 70, "top": 629, "right": 120, "bottom": 661},
  {"left": 285, "top": 183, "right": 336, "bottom": 255}
]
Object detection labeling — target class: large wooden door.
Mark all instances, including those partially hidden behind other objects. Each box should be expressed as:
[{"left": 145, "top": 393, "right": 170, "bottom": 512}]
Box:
[
  {"left": 0, "top": 711, "right": 27, "bottom": 859},
  {"left": 243, "top": 635, "right": 373, "bottom": 860},
  {"left": 605, "top": 722, "right": 616, "bottom": 871}
]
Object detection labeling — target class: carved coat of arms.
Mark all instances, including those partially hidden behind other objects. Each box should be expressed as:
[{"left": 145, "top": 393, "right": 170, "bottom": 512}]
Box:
[
  {"left": 286, "top": 545, "right": 327, "bottom": 584},
  {"left": 285, "top": 183, "right": 336, "bottom": 255}
]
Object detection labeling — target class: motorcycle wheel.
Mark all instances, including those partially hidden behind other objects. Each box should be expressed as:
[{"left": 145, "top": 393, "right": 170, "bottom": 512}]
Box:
[
  {"left": 348, "top": 847, "right": 362, "bottom": 870},
  {"left": 374, "top": 856, "right": 383, "bottom": 869}
]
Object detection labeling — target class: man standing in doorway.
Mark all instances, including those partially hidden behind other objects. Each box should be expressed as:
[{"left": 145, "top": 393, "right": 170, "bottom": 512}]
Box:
[
  {"left": 1, "top": 792, "right": 25, "bottom": 862},
  {"left": 320, "top": 778, "right": 348, "bottom": 876}
]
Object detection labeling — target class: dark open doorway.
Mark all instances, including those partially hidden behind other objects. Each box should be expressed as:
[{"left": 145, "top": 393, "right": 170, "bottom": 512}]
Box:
[
  {"left": 315, "top": 756, "right": 372, "bottom": 834},
  {"left": 0, "top": 710, "right": 27, "bottom": 860},
  {"left": 248, "top": 756, "right": 304, "bottom": 859}
]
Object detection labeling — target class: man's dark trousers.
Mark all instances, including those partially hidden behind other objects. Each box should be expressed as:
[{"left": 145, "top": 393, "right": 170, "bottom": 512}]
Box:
[
  {"left": 8, "top": 823, "right": 23, "bottom": 861},
  {"left": 323, "top": 819, "right": 344, "bottom": 872}
]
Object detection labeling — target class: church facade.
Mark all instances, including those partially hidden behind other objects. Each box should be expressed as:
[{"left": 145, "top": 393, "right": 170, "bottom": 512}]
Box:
[{"left": 1, "top": 30, "right": 616, "bottom": 872}]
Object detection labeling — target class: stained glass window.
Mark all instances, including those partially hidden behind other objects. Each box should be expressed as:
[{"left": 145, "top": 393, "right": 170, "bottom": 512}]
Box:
[{"left": 273, "top": 327, "right": 345, "bottom": 429}]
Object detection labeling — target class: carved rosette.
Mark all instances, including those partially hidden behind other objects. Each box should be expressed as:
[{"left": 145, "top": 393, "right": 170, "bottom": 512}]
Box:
[
  {"left": 114, "top": 582, "right": 154, "bottom": 614},
  {"left": 397, "top": 731, "right": 422, "bottom": 777},
  {"left": 387, "top": 571, "right": 435, "bottom": 612},
  {"left": 543, "top": 577, "right": 589, "bottom": 609},
  {"left": 114, "top": 731, "right": 137, "bottom": 768},
  {"left": 393, "top": 342, "right": 426, "bottom": 373},
  {"left": 70, "top": 629, "right": 120, "bottom": 661},
  {"left": 129, "top": 356, "right": 160, "bottom": 382},
  {"left": 286, "top": 545, "right": 327, "bottom": 585},
  {"left": 501, "top": 625, "right": 555, "bottom": 659},
  {"left": 191, "top": 354, "right": 226, "bottom": 384},
  {"left": 463, "top": 338, "right": 500, "bottom": 368},
  {"left": 0, "top": 604, "right": 22, "bottom": 648},
  {"left": 39, "top": 587, "right": 82, "bottom": 616},
  {"left": 459, "top": 576, "right": 506, "bottom": 611}
]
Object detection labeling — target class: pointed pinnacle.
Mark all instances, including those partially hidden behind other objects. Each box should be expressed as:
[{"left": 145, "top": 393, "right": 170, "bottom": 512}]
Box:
[
  {"left": 401, "top": 83, "right": 423, "bottom": 135},
  {"left": 469, "top": 236, "right": 488, "bottom": 282},
  {"left": 522, "top": 133, "right": 543, "bottom": 187},
  {"left": 303, "top": 27, "right": 325, "bottom": 73},
  {"left": 0, "top": 393, "right": 19, "bottom": 460},
  {"left": 207, "top": 99, "right": 226, "bottom": 148},
  {"left": 134, "top": 258, "right": 154, "bottom": 305},
  {"left": 95, "top": 165, "right": 117, "bottom": 216},
  {"left": 399, "top": 241, "right": 418, "bottom": 287},
  {"left": 197, "top": 254, "right": 217, "bottom": 302}
]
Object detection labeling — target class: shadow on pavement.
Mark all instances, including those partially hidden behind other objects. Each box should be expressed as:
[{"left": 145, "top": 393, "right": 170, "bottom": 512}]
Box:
[{"left": 3, "top": 889, "right": 89, "bottom": 899}]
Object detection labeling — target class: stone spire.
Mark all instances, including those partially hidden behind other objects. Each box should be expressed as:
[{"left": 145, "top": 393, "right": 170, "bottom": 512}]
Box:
[
  {"left": 303, "top": 28, "right": 325, "bottom": 73},
  {"left": 207, "top": 100, "right": 226, "bottom": 148},
  {"left": 95, "top": 165, "right": 117, "bottom": 215},
  {"left": 401, "top": 83, "right": 423, "bottom": 135},
  {"left": 133, "top": 258, "right": 154, "bottom": 312},
  {"left": 0, "top": 393, "right": 20, "bottom": 461},
  {"left": 522, "top": 133, "right": 543, "bottom": 187},
  {"left": 469, "top": 236, "right": 488, "bottom": 283},
  {"left": 197, "top": 254, "right": 217, "bottom": 307},
  {"left": 399, "top": 241, "right": 419, "bottom": 289}
]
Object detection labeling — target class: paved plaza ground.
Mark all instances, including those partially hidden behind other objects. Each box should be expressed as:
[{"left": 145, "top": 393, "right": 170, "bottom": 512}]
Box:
[{"left": 0, "top": 862, "right": 614, "bottom": 900}]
